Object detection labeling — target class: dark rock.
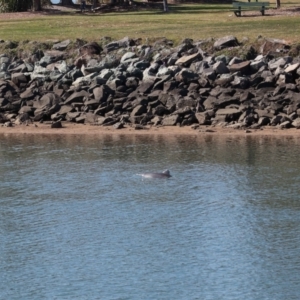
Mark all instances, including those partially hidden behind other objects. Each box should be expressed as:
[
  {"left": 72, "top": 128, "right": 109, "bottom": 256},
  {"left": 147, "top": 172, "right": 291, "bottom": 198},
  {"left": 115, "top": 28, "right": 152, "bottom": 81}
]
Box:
[
  {"left": 131, "top": 105, "right": 147, "bottom": 117},
  {"left": 215, "top": 108, "right": 242, "bottom": 122},
  {"left": 64, "top": 90, "right": 89, "bottom": 105},
  {"left": 4, "top": 121, "right": 12, "bottom": 127},
  {"left": 98, "top": 116, "right": 116, "bottom": 125},
  {"left": 278, "top": 120, "right": 291, "bottom": 129},
  {"left": 15, "top": 113, "right": 30, "bottom": 125},
  {"left": 137, "top": 80, "right": 155, "bottom": 94},
  {"left": 93, "top": 85, "right": 113, "bottom": 103},
  {"left": 51, "top": 120, "right": 62, "bottom": 128},
  {"left": 79, "top": 42, "right": 102, "bottom": 56},
  {"left": 104, "top": 37, "right": 134, "bottom": 53},
  {"left": 0, "top": 98, "right": 8, "bottom": 107},
  {"left": 133, "top": 124, "right": 146, "bottom": 130},
  {"left": 270, "top": 115, "right": 283, "bottom": 126},
  {"left": 175, "top": 69, "right": 198, "bottom": 83}
]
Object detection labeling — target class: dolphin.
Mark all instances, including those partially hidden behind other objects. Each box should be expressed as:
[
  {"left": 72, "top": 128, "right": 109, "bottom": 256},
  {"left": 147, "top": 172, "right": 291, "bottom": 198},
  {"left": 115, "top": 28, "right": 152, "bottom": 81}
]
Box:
[{"left": 137, "top": 169, "right": 172, "bottom": 179}]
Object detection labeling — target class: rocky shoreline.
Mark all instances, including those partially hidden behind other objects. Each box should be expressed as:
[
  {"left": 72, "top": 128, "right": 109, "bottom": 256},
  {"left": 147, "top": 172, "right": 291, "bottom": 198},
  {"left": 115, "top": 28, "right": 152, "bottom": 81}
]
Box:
[{"left": 1, "top": 35, "right": 300, "bottom": 132}]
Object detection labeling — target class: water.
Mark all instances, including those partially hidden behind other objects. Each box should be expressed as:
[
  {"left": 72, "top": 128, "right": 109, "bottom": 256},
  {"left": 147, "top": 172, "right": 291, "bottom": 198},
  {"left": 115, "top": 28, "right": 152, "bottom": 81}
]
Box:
[
  {"left": 50, "top": 0, "right": 76, "bottom": 4},
  {"left": 1, "top": 133, "right": 300, "bottom": 299}
]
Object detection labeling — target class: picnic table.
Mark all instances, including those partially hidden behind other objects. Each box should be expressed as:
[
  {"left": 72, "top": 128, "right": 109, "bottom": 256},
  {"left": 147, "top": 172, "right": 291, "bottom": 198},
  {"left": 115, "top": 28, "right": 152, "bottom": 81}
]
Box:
[{"left": 232, "top": 0, "right": 270, "bottom": 17}]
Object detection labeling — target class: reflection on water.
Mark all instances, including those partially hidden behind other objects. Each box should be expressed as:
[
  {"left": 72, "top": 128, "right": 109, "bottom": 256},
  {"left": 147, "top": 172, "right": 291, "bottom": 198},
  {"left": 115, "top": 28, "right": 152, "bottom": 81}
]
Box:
[{"left": 1, "top": 133, "right": 300, "bottom": 299}]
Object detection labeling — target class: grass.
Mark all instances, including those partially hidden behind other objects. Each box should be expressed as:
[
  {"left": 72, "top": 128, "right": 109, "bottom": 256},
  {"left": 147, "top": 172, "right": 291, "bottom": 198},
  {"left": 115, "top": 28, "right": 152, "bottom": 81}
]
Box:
[{"left": 1, "top": 1, "right": 300, "bottom": 45}]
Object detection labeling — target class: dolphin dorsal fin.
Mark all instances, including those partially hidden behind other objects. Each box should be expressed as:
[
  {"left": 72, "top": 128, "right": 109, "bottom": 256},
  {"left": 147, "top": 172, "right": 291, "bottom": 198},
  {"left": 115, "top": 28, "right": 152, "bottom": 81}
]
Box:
[{"left": 163, "top": 170, "right": 170, "bottom": 175}]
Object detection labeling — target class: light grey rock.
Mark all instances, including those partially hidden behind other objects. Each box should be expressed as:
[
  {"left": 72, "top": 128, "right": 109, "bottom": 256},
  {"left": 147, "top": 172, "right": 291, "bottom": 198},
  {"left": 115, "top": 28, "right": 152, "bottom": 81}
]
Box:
[
  {"left": 268, "top": 57, "right": 293, "bottom": 71},
  {"left": 120, "top": 52, "right": 137, "bottom": 63},
  {"left": 53, "top": 40, "right": 70, "bottom": 51},
  {"left": 162, "top": 114, "right": 180, "bottom": 126},
  {"left": 214, "top": 35, "right": 238, "bottom": 50},
  {"left": 213, "top": 61, "right": 229, "bottom": 74}
]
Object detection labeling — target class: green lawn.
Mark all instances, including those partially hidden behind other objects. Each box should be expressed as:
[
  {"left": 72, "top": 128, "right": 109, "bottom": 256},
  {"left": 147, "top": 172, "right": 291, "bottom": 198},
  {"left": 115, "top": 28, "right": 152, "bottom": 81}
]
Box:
[{"left": 1, "top": 2, "right": 300, "bottom": 45}]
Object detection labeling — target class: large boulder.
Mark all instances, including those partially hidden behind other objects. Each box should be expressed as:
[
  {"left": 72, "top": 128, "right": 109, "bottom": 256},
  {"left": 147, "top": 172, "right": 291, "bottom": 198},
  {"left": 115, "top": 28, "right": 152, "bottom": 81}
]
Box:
[{"left": 214, "top": 36, "right": 238, "bottom": 50}]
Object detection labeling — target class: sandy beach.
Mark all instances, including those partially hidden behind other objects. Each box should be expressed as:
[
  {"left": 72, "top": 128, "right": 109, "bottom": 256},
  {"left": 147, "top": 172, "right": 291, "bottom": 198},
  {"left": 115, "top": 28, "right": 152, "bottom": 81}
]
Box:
[{"left": 1, "top": 123, "right": 300, "bottom": 137}]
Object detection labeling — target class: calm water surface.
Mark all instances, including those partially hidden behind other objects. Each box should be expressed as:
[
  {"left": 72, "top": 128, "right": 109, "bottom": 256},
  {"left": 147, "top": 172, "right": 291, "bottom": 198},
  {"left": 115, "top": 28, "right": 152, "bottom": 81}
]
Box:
[{"left": 1, "top": 133, "right": 300, "bottom": 299}]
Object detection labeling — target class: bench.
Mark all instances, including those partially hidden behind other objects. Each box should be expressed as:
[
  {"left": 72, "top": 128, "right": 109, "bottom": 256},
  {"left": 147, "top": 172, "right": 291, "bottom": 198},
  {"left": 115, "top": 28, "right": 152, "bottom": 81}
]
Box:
[{"left": 232, "top": 1, "right": 270, "bottom": 17}]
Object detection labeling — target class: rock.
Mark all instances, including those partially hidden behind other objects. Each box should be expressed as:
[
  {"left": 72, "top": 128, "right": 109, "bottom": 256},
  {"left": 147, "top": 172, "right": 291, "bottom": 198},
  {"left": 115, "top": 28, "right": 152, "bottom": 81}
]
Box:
[
  {"left": 113, "top": 122, "right": 124, "bottom": 129},
  {"left": 250, "top": 59, "right": 266, "bottom": 72},
  {"left": 268, "top": 57, "right": 293, "bottom": 71},
  {"left": 79, "top": 42, "right": 102, "bottom": 56},
  {"left": 278, "top": 120, "right": 291, "bottom": 129},
  {"left": 137, "top": 80, "right": 155, "bottom": 94},
  {"left": 0, "top": 35, "right": 299, "bottom": 131},
  {"left": 213, "top": 61, "right": 229, "bottom": 74},
  {"left": 162, "top": 114, "right": 180, "bottom": 126},
  {"left": 215, "top": 108, "right": 242, "bottom": 122},
  {"left": 190, "top": 61, "right": 209, "bottom": 74},
  {"left": 175, "top": 52, "right": 202, "bottom": 67},
  {"left": 228, "top": 61, "right": 250, "bottom": 73},
  {"left": 34, "top": 93, "right": 58, "bottom": 110},
  {"left": 64, "top": 90, "right": 89, "bottom": 105},
  {"left": 57, "top": 105, "right": 74, "bottom": 116},
  {"left": 51, "top": 120, "right": 62, "bottom": 128},
  {"left": 214, "top": 36, "right": 238, "bottom": 50},
  {"left": 258, "top": 116, "right": 270, "bottom": 126},
  {"left": 18, "top": 106, "right": 34, "bottom": 115},
  {"left": 40, "top": 55, "right": 59, "bottom": 67},
  {"left": 20, "top": 89, "right": 35, "bottom": 100},
  {"left": 15, "top": 113, "right": 30, "bottom": 125},
  {"left": 285, "top": 63, "right": 300, "bottom": 73},
  {"left": 195, "top": 112, "right": 210, "bottom": 125},
  {"left": 133, "top": 124, "right": 146, "bottom": 130},
  {"left": 175, "top": 69, "right": 198, "bottom": 83},
  {"left": 11, "top": 72, "right": 28, "bottom": 85},
  {"left": 120, "top": 52, "right": 137, "bottom": 63},
  {"left": 260, "top": 38, "right": 290, "bottom": 55},
  {"left": 270, "top": 115, "right": 283, "bottom": 126},
  {"left": 104, "top": 37, "right": 134, "bottom": 52},
  {"left": 131, "top": 105, "right": 147, "bottom": 117},
  {"left": 92, "top": 85, "right": 111, "bottom": 103},
  {"left": 53, "top": 40, "right": 70, "bottom": 51},
  {"left": 292, "top": 118, "right": 300, "bottom": 128}
]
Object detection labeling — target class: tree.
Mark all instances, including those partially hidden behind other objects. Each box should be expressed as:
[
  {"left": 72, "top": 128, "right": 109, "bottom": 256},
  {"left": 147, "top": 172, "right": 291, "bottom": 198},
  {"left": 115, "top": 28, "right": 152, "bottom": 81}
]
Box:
[
  {"left": 163, "top": 0, "right": 168, "bottom": 12},
  {"left": 276, "top": 0, "right": 280, "bottom": 8},
  {"left": 61, "top": 0, "right": 75, "bottom": 5},
  {"left": 32, "top": 0, "right": 41, "bottom": 11},
  {"left": 0, "top": 0, "right": 50, "bottom": 12},
  {"left": 0, "top": 0, "right": 30, "bottom": 12}
]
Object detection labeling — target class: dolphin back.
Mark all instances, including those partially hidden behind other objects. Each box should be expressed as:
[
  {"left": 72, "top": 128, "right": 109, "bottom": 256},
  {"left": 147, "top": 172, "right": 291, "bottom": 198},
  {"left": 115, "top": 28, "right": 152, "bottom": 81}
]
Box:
[
  {"left": 162, "top": 170, "right": 171, "bottom": 176},
  {"left": 137, "top": 169, "right": 172, "bottom": 179}
]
